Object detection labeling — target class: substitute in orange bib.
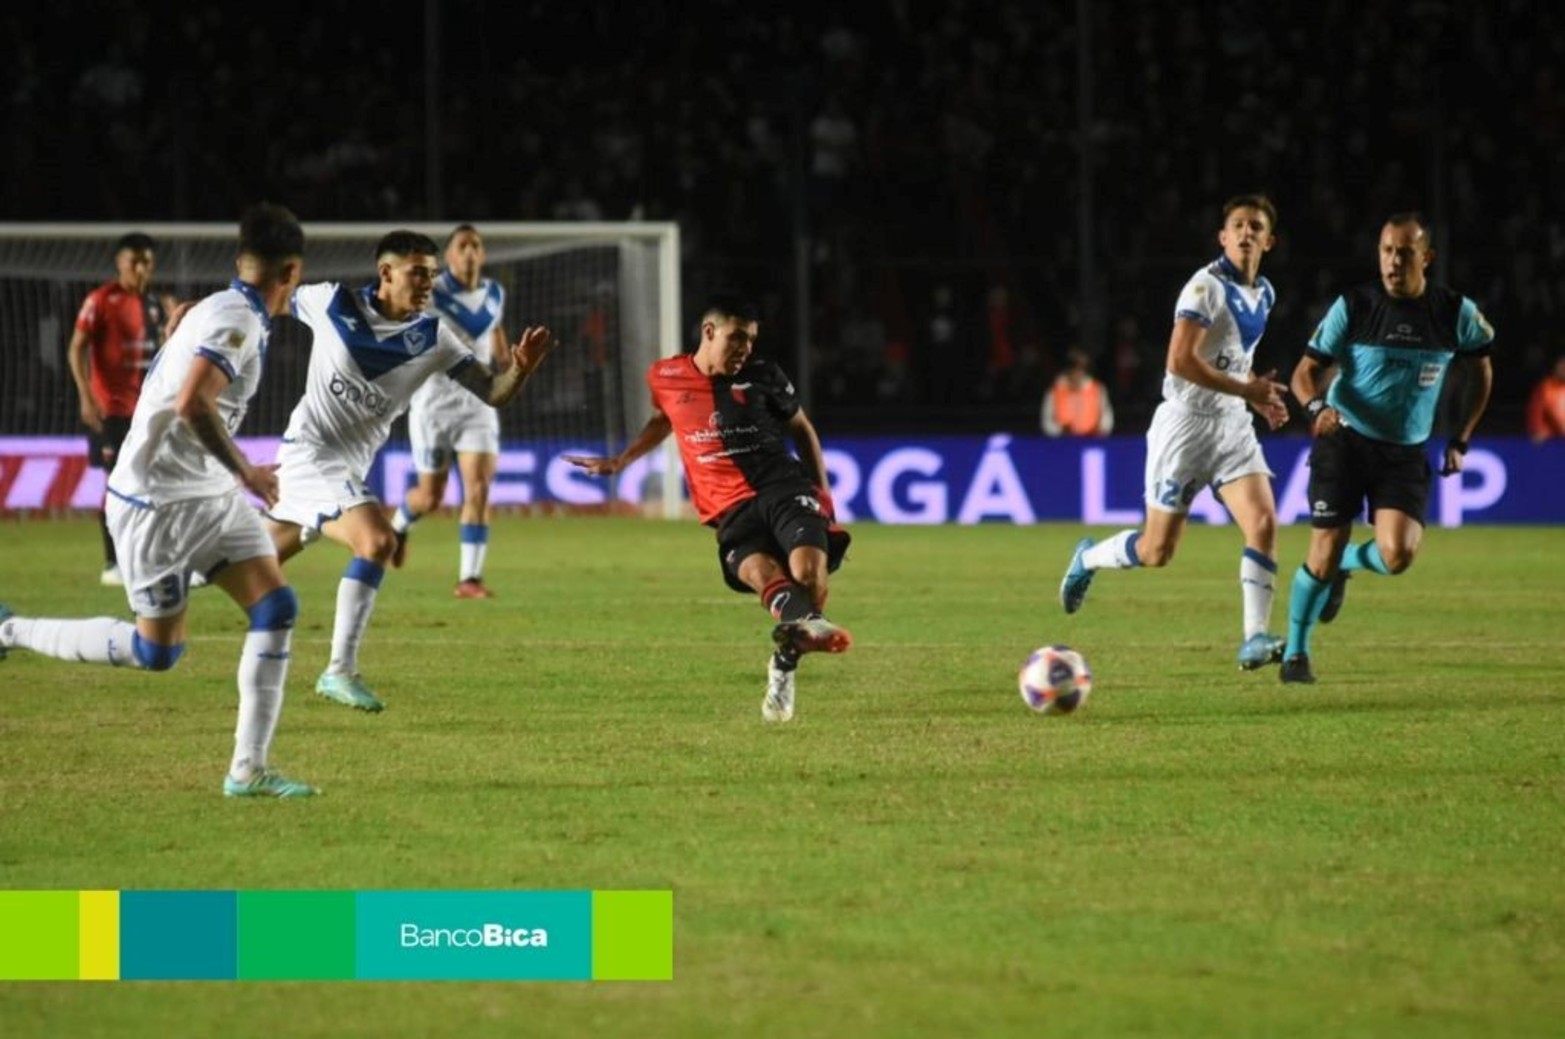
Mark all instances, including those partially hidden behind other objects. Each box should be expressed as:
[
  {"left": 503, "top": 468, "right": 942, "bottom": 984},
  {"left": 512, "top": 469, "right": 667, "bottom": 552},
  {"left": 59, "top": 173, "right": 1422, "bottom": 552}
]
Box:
[
  {"left": 1041, "top": 349, "right": 1114, "bottom": 437},
  {"left": 1526, "top": 355, "right": 1565, "bottom": 442}
]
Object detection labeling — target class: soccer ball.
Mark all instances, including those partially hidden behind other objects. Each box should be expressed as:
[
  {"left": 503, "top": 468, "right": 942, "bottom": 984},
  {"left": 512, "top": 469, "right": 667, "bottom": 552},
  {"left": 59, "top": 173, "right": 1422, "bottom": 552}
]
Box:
[{"left": 1018, "top": 645, "right": 1093, "bottom": 715}]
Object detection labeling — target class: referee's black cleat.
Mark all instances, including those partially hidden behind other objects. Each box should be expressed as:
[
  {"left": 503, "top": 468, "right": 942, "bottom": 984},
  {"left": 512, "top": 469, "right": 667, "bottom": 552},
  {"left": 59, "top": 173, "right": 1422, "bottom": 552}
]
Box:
[
  {"left": 1279, "top": 654, "right": 1317, "bottom": 685},
  {"left": 1319, "top": 571, "right": 1350, "bottom": 624}
]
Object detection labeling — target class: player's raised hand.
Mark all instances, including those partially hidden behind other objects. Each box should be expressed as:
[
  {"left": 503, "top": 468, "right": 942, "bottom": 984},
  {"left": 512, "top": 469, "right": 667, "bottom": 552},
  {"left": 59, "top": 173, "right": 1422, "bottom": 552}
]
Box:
[
  {"left": 509, "top": 326, "right": 556, "bottom": 373},
  {"left": 562, "top": 453, "right": 621, "bottom": 477}
]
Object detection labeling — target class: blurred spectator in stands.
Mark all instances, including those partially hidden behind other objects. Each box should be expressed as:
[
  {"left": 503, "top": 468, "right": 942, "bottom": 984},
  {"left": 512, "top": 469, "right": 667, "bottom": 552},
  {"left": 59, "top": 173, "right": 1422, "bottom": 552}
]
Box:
[
  {"left": 810, "top": 93, "right": 859, "bottom": 212},
  {"left": 1526, "top": 355, "right": 1565, "bottom": 441},
  {"left": 1041, "top": 348, "right": 1114, "bottom": 437},
  {"left": 920, "top": 282, "right": 969, "bottom": 408},
  {"left": 977, "top": 283, "right": 1016, "bottom": 401}
]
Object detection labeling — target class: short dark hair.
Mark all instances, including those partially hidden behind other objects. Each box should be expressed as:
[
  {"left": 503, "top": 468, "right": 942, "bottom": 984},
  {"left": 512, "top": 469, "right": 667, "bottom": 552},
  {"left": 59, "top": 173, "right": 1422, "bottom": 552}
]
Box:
[
  {"left": 1222, "top": 194, "right": 1278, "bottom": 231},
  {"left": 238, "top": 203, "right": 304, "bottom": 264},
  {"left": 115, "top": 232, "right": 155, "bottom": 255},
  {"left": 375, "top": 230, "right": 440, "bottom": 261},
  {"left": 1385, "top": 211, "right": 1431, "bottom": 247},
  {"left": 701, "top": 294, "right": 760, "bottom": 326},
  {"left": 445, "top": 223, "right": 480, "bottom": 248}
]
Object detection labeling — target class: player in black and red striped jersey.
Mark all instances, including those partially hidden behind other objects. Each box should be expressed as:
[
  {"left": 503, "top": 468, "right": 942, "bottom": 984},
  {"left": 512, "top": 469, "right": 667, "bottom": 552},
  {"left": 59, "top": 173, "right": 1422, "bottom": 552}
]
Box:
[
  {"left": 566, "top": 296, "right": 851, "bottom": 723},
  {"left": 67, "top": 232, "right": 170, "bottom": 586}
]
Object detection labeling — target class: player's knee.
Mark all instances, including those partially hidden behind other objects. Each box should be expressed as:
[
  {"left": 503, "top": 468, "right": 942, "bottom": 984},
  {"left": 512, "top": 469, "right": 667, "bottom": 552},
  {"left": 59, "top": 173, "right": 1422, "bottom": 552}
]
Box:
[
  {"left": 131, "top": 632, "right": 186, "bottom": 672},
  {"left": 247, "top": 585, "right": 299, "bottom": 631},
  {"left": 1247, "top": 512, "right": 1276, "bottom": 547},
  {"left": 1380, "top": 545, "right": 1416, "bottom": 574},
  {"left": 362, "top": 529, "right": 401, "bottom": 564}
]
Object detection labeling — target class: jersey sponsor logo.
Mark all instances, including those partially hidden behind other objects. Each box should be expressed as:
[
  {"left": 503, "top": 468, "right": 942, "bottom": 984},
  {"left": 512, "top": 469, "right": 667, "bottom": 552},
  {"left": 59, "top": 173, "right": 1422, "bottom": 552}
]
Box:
[
  {"left": 1386, "top": 322, "right": 1423, "bottom": 344},
  {"left": 656, "top": 365, "right": 684, "bottom": 376},
  {"left": 329, "top": 371, "right": 395, "bottom": 416}
]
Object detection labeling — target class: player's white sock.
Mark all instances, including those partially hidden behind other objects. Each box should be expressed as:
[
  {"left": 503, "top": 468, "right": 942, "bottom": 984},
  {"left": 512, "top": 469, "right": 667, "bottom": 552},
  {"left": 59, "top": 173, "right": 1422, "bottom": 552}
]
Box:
[
  {"left": 1081, "top": 530, "right": 1141, "bottom": 570},
  {"left": 326, "top": 559, "right": 383, "bottom": 676},
  {"left": 1240, "top": 548, "right": 1278, "bottom": 639},
  {"left": 391, "top": 504, "right": 418, "bottom": 535},
  {"left": 231, "top": 628, "right": 290, "bottom": 779},
  {"left": 459, "top": 523, "right": 489, "bottom": 582},
  {"left": 0, "top": 616, "right": 139, "bottom": 666}
]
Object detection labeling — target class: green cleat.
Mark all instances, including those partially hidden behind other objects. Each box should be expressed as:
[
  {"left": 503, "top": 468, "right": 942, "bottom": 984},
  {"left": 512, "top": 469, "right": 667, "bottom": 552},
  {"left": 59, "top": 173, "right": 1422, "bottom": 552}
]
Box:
[
  {"left": 223, "top": 770, "right": 319, "bottom": 798},
  {"left": 1060, "top": 538, "right": 1095, "bottom": 614},
  {"left": 315, "top": 672, "right": 385, "bottom": 712}
]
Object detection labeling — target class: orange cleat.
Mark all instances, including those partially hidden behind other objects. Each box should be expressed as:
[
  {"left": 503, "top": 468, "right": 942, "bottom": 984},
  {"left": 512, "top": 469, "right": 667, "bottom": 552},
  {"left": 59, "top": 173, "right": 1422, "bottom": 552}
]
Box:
[{"left": 453, "top": 579, "right": 494, "bottom": 600}]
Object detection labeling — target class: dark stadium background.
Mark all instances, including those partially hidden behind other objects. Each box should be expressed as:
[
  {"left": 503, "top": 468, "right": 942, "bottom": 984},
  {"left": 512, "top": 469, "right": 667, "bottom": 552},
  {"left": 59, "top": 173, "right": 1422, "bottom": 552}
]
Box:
[{"left": 3, "top": 0, "right": 1556, "bottom": 435}]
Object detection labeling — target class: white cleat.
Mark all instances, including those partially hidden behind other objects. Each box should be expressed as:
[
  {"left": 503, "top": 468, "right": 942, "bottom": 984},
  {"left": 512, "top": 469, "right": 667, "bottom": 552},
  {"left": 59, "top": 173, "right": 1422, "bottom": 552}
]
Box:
[
  {"left": 762, "top": 659, "right": 796, "bottom": 723},
  {"left": 100, "top": 565, "right": 124, "bottom": 587}
]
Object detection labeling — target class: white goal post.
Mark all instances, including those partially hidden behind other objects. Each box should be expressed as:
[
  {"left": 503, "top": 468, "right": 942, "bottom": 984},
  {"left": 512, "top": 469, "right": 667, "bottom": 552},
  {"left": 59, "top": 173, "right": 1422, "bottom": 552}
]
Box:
[{"left": 0, "top": 221, "right": 684, "bottom": 518}]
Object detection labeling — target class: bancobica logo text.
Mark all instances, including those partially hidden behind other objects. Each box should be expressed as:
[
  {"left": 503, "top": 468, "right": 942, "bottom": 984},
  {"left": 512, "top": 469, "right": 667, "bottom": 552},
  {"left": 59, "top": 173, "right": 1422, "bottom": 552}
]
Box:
[{"left": 400, "top": 922, "right": 550, "bottom": 948}]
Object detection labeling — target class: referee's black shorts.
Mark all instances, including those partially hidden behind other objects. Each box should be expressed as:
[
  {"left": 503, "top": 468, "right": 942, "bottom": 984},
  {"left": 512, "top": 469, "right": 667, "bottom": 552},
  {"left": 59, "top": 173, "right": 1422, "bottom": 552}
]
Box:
[{"left": 1306, "top": 426, "right": 1431, "bottom": 528}]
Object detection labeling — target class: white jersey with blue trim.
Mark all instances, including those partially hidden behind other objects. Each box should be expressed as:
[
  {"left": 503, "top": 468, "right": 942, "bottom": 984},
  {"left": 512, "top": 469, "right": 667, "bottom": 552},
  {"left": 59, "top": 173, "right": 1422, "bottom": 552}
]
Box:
[
  {"left": 1164, "top": 254, "right": 1275, "bottom": 416},
  {"left": 108, "top": 280, "right": 271, "bottom": 506},
  {"left": 409, "top": 271, "right": 505, "bottom": 415},
  {"left": 286, "top": 282, "right": 477, "bottom": 478}
]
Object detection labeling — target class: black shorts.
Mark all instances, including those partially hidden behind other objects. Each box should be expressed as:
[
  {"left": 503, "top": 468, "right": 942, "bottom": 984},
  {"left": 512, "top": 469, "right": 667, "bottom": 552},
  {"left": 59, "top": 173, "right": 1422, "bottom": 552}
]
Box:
[
  {"left": 88, "top": 417, "right": 133, "bottom": 470},
  {"left": 1306, "top": 427, "right": 1431, "bottom": 529},
  {"left": 713, "top": 485, "right": 851, "bottom": 594}
]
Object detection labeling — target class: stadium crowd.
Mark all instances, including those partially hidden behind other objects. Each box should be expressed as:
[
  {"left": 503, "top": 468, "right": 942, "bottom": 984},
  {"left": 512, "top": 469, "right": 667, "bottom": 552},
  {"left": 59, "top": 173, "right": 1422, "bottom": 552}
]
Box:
[{"left": 2, "top": 0, "right": 1559, "bottom": 433}]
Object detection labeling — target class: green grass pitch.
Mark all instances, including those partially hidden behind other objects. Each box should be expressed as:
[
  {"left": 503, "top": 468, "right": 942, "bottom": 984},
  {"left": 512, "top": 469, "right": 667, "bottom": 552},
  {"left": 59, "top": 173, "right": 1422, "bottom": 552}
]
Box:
[{"left": 1, "top": 515, "right": 1562, "bottom": 1037}]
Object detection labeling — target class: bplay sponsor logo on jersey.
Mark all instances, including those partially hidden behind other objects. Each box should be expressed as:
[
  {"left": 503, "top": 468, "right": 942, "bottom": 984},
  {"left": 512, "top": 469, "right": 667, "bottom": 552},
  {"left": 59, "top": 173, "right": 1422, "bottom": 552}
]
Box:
[{"left": 328, "top": 372, "right": 395, "bottom": 417}]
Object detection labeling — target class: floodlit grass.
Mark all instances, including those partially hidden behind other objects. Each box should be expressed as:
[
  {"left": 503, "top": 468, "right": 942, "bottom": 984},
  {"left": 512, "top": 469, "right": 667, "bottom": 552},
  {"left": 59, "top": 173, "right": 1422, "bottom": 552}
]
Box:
[{"left": 1, "top": 515, "right": 1562, "bottom": 1037}]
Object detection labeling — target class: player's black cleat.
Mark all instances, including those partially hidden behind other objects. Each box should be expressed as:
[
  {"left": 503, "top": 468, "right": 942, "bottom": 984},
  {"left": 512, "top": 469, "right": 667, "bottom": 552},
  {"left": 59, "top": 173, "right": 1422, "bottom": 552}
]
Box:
[
  {"left": 1319, "top": 571, "right": 1349, "bottom": 624},
  {"left": 1279, "top": 654, "right": 1316, "bottom": 685}
]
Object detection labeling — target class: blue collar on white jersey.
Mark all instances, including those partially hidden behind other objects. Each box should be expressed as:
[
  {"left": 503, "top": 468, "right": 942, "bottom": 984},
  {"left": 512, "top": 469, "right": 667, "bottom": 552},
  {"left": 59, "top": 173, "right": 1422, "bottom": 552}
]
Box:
[
  {"left": 230, "top": 278, "right": 271, "bottom": 331},
  {"left": 1214, "top": 253, "right": 1262, "bottom": 288},
  {"left": 432, "top": 270, "right": 500, "bottom": 341}
]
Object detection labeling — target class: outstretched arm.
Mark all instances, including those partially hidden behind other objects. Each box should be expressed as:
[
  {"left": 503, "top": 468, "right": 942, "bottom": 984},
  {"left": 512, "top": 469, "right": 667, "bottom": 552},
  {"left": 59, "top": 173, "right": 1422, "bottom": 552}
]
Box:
[
  {"left": 453, "top": 325, "right": 556, "bottom": 406},
  {"left": 563, "top": 403, "right": 674, "bottom": 476}
]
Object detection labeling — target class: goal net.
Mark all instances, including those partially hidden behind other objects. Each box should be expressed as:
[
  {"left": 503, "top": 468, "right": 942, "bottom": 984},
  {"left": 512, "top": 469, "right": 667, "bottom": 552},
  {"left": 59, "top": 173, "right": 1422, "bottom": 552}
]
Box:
[{"left": 0, "top": 222, "right": 683, "bottom": 517}]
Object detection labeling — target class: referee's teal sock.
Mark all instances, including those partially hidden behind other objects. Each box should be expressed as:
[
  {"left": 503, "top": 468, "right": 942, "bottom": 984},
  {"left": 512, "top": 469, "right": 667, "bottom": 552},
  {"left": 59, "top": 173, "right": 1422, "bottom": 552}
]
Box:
[
  {"left": 1285, "top": 566, "right": 1332, "bottom": 658},
  {"left": 1341, "top": 540, "right": 1390, "bottom": 575}
]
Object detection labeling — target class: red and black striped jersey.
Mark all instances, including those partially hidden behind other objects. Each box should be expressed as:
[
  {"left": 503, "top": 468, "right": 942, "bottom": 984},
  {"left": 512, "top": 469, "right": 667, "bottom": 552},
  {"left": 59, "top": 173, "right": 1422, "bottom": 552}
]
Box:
[
  {"left": 647, "top": 354, "right": 811, "bottom": 523},
  {"left": 75, "top": 281, "right": 165, "bottom": 417}
]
